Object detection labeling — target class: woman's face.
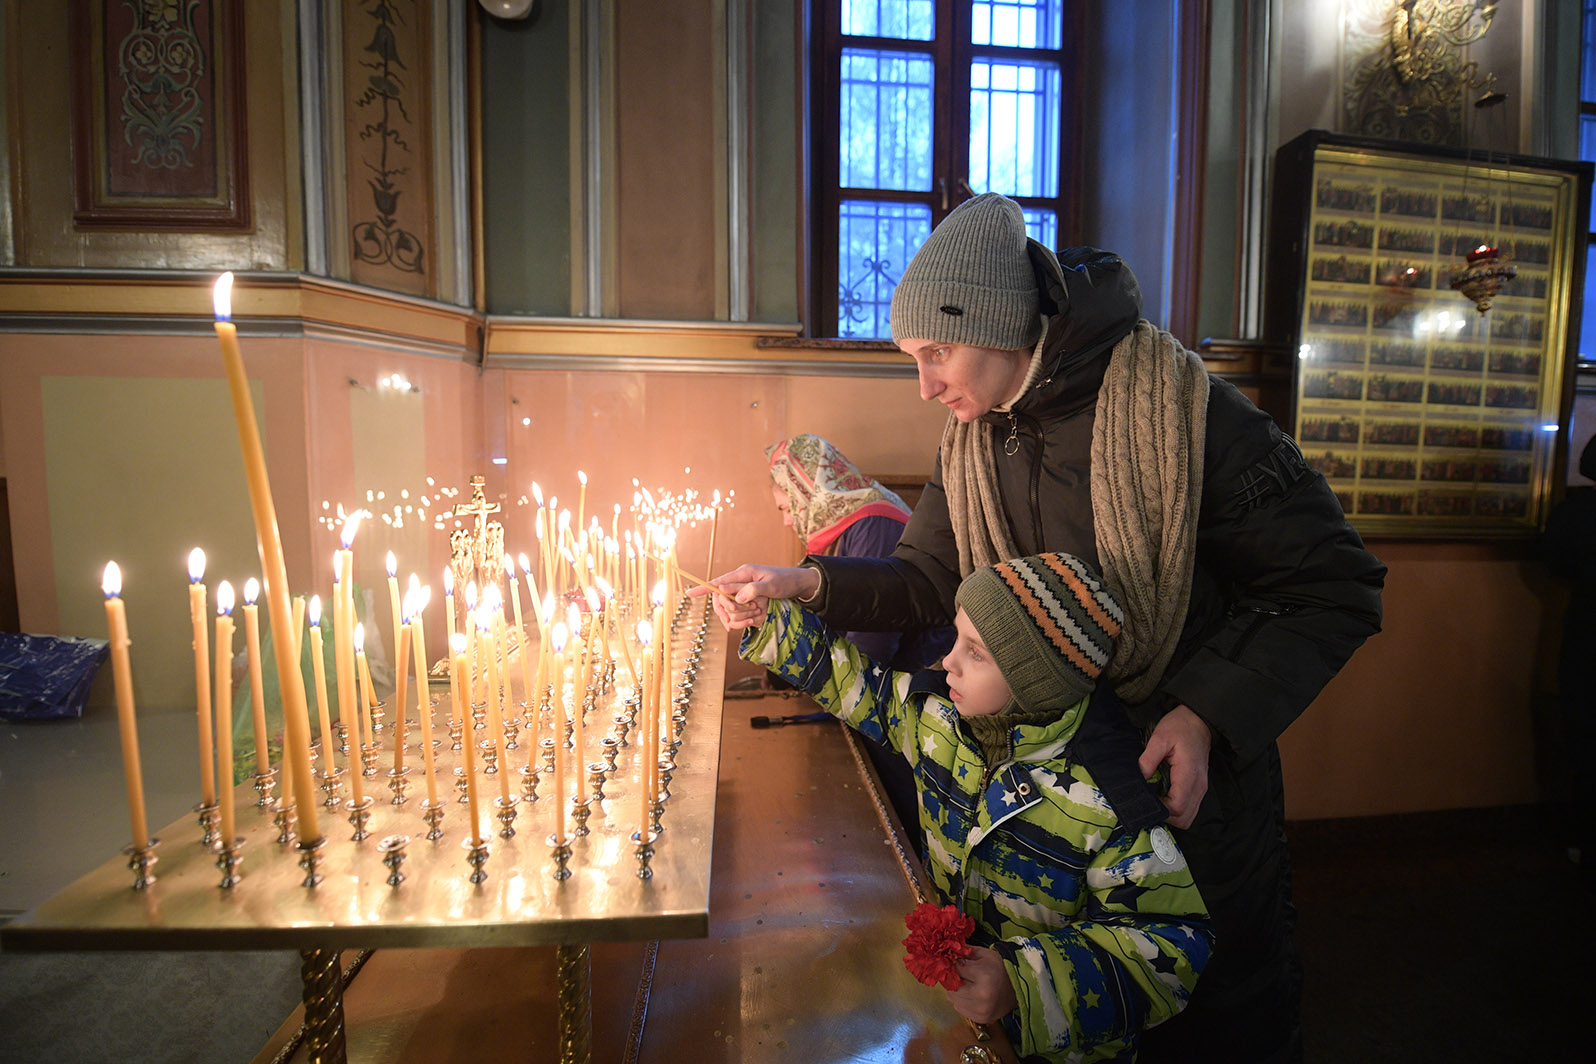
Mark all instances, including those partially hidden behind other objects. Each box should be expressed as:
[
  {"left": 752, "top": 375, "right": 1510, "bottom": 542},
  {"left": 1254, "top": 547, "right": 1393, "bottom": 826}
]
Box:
[
  {"left": 897, "top": 339, "right": 1033, "bottom": 422},
  {"left": 770, "top": 485, "right": 795, "bottom": 529}
]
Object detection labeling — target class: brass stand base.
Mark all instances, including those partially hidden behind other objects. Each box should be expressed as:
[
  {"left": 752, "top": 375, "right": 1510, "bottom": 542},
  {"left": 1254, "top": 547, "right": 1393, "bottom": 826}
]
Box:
[
  {"left": 299, "top": 946, "right": 347, "bottom": 1064},
  {"left": 556, "top": 943, "right": 591, "bottom": 1064}
]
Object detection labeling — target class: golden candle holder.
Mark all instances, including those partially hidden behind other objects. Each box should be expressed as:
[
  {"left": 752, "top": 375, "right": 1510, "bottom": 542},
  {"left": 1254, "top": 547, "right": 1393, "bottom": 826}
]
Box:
[
  {"left": 494, "top": 795, "right": 518, "bottom": 839},
  {"left": 600, "top": 736, "right": 620, "bottom": 772},
  {"left": 631, "top": 829, "right": 657, "bottom": 880},
  {"left": 122, "top": 838, "right": 159, "bottom": 890},
  {"left": 649, "top": 797, "right": 665, "bottom": 837},
  {"left": 345, "top": 794, "right": 375, "bottom": 842},
  {"left": 611, "top": 710, "right": 631, "bottom": 746},
  {"left": 252, "top": 768, "right": 278, "bottom": 808},
  {"left": 273, "top": 800, "right": 298, "bottom": 846},
  {"left": 318, "top": 766, "right": 344, "bottom": 809},
  {"left": 387, "top": 766, "right": 411, "bottom": 806},
  {"left": 446, "top": 716, "right": 464, "bottom": 750},
  {"left": 570, "top": 796, "right": 592, "bottom": 838},
  {"left": 477, "top": 738, "right": 498, "bottom": 776},
  {"left": 586, "top": 764, "right": 608, "bottom": 804},
  {"left": 519, "top": 764, "right": 540, "bottom": 804},
  {"left": 503, "top": 711, "right": 522, "bottom": 751},
  {"left": 368, "top": 701, "right": 386, "bottom": 738},
  {"left": 377, "top": 834, "right": 408, "bottom": 887},
  {"left": 548, "top": 835, "right": 572, "bottom": 880},
  {"left": 540, "top": 736, "right": 557, "bottom": 774},
  {"left": 361, "top": 743, "right": 379, "bottom": 778},
  {"left": 296, "top": 836, "right": 327, "bottom": 888},
  {"left": 332, "top": 719, "right": 350, "bottom": 755},
  {"left": 193, "top": 801, "right": 220, "bottom": 849},
  {"left": 464, "top": 835, "right": 491, "bottom": 884},
  {"left": 214, "top": 836, "right": 245, "bottom": 889},
  {"left": 420, "top": 796, "right": 446, "bottom": 841}
]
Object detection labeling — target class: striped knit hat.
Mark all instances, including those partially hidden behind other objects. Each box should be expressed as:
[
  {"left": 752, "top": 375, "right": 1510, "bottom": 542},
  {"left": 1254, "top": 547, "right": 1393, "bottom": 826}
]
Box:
[{"left": 954, "top": 553, "right": 1123, "bottom": 714}]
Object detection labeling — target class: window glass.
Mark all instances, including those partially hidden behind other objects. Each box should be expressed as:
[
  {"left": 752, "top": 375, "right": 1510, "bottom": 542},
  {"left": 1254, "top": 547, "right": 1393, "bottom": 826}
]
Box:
[
  {"left": 970, "top": 60, "right": 1061, "bottom": 198},
  {"left": 1581, "top": 114, "right": 1596, "bottom": 229},
  {"left": 838, "top": 200, "right": 933, "bottom": 338},
  {"left": 1583, "top": 0, "right": 1596, "bottom": 101},
  {"left": 1584, "top": 244, "right": 1596, "bottom": 360},
  {"left": 972, "top": 0, "right": 1063, "bottom": 49},
  {"left": 1021, "top": 207, "right": 1057, "bottom": 250},
  {"left": 841, "top": 49, "right": 935, "bottom": 190},
  {"left": 842, "top": 0, "right": 934, "bottom": 41}
]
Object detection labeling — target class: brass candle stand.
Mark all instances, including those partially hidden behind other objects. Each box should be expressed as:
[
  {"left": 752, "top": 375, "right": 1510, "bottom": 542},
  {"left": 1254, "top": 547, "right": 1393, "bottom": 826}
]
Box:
[
  {"left": 446, "top": 716, "right": 463, "bottom": 751},
  {"left": 453, "top": 766, "right": 470, "bottom": 805},
  {"left": 494, "top": 795, "right": 519, "bottom": 839},
  {"left": 297, "top": 836, "right": 327, "bottom": 888},
  {"left": 122, "top": 838, "right": 159, "bottom": 890},
  {"left": 386, "top": 766, "right": 411, "bottom": 806},
  {"left": 548, "top": 835, "right": 572, "bottom": 880},
  {"left": 360, "top": 743, "right": 379, "bottom": 778},
  {"left": 631, "top": 828, "right": 657, "bottom": 879},
  {"left": 519, "top": 763, "right": 540, "bottom": 804},
  {"left": 570, "top": 796, "right": 592, "bottom": 838},
  {"left": 478, "top": 738, "right": 498, "bottom": 776},
  {"left": 273, "top": 800, "right": 298, "bottom": 845}
]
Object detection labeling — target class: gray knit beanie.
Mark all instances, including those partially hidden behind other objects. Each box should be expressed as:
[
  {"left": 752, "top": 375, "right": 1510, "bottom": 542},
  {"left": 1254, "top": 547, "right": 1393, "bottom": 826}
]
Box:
[
  {"left": 954, "top": 552, "right": 1123, "bottom": 714},
  {"left": 890, "top": 192, "right": 1042, "bottom": 349}
]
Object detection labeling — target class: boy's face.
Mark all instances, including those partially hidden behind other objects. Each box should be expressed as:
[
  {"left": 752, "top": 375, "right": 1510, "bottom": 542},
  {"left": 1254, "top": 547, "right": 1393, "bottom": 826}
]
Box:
[{"left": 942, "top": 607, "right": 1014, "bottom": 717}]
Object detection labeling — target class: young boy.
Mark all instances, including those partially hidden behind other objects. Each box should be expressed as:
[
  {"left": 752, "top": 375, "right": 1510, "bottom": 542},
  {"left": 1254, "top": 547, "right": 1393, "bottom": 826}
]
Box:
[{"left": 738, "top": 552, "right": 1213, "bottom": 1062}]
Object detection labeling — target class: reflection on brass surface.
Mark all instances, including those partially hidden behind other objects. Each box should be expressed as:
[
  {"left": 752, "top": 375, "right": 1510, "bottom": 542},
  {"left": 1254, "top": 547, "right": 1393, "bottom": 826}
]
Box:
[
  {"left": 1, "top": 613, "right": 725, "bottom": 953},
  {"left": 299, "top": 947, "right": 347, "bottom": 1064}
]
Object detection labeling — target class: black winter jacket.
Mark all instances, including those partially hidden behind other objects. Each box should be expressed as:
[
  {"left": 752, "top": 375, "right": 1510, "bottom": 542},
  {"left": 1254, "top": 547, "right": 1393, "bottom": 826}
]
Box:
[{"left": 807, "top": 245, "right": 1386, "bottom": 759}]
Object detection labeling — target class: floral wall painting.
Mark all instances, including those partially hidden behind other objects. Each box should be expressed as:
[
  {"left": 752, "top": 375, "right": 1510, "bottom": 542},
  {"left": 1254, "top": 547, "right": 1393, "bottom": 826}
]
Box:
[
  {"left": 70, "top": 0, "right": 250, "bottom": 229},
  {"left": 342, "top": 0, "right": 435, "bottom": 297}
]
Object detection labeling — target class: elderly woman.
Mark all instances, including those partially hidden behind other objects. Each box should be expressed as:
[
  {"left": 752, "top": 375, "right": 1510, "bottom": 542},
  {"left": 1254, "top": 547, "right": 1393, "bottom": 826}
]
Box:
[
  {"left": 766, "top": 433, "right": 950, "bottom": 671},
  {"left": 705, "top": 193, "right": 1386, "bottom": 1064}
]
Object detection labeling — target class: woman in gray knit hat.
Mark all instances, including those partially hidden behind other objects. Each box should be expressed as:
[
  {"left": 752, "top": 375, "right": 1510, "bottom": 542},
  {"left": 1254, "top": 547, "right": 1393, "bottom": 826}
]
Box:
[{"left": 699, "top": 192, "right": 1386, "bottom": 1064}]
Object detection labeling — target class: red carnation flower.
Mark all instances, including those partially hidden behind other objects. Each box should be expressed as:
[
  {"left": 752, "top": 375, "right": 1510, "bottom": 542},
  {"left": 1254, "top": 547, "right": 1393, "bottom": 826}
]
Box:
[{"left": 902, "top": 902, "right": 975, "bottom": 990}]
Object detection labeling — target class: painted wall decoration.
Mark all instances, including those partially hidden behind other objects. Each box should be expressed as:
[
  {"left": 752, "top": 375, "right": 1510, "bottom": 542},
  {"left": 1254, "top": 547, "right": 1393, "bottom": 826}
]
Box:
[
  {"left": 69, "top": 0, "right": 249, "bottom": 229},
  {"left": 342, "top": 0, "right": 435, "bottom": 297}
]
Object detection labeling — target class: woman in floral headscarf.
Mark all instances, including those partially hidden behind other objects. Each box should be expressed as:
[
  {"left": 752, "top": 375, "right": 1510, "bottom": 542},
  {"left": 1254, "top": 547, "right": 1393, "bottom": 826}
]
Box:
[
  {"left": 766, "top": 434, "right": 951, "bottom": 671},
  {"left": 767, "top": 435, "right": 952, "bottom": 857}
]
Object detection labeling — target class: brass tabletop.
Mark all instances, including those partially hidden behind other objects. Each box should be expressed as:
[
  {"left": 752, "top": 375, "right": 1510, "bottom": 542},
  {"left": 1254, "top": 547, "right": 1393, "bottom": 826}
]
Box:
[{"left": 1, "top": 609, "right": 725, "bottom": 953}]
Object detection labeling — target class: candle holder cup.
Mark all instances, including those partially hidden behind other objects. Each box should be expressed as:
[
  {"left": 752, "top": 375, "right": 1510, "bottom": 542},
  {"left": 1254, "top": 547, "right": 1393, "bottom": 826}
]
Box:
[
  {"left": 214, "top": 836, "right": 245, "bottom": 889},
  {"left": 420, "top": 796, "right": 446, "bottom": 841},
  {"left": 494, "top": 795, "right": 518, "bottom": 839},
  {"left": 387, "top": 765, "right": 412, "bottom": 806},
  {"left": 631, "top": 828, "right": 657, "bottom": 880},
  {"left": 587, "top": 764, "right": 608, "bottom": 804},
  {"left": 377, "top": 834, "right": 409, "bottom": 887},
  {"left": 600, "top": 736, "right": 620, "bottom": 773},
  {"left": 571, "top": 796, "right": 593, "bottom": 837},
  {"left": 446, "top": 717, "right": 464, "bottom": 751},
  {"left": 273, "top": 800, "right": 298, "bottom": 846},
  {"left": 519, "top": 763, "right": 540, "bottom": 804},
  {"left": 123, "top": 838, "right": 159, "bottom": 890},
  {"left": 194, "top": 801, "right": 221, "bottom": 849},
  {"left": 548, "top": 835, "right": 572, "bottom": 881},
  {"left": 478, "top": 738, "right": 498, "bottom": 775},
  {"left": 252, "top": 768, "right": 278, "bottom": 808},
  {"left": 453, "top": 765, "right": 471, "bottom": 805},
  {"left": 361, "top": 743, "right": 380, "bottom": 778},
  {"left": 464, "top": 835, "right": 491, "bottom": 884},
  {"left": 297, "top": 836, "right": 327, "bottom": 888},
  {"left": 318, "top": 766, "right": 345, "bottom": 809},
  {"left": 345, "top": 794, "right": 375, "bottom": 842}
]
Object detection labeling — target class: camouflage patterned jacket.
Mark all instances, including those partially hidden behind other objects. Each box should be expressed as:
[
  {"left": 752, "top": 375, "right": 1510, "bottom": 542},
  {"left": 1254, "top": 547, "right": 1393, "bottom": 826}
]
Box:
[{"left": 742, "top": 599, "right": 1213, "bottom": 1063}]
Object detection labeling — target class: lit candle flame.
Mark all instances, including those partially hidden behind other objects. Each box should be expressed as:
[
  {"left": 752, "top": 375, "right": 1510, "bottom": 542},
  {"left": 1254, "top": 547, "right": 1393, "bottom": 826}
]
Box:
[
  {"left": 504, "top": 555, "right": 515, "bottom": 578},
  {"left": 532, "top": 481, "right": 544, "bottom": 506},
  {"left": 566, "top": 603, "right": 581, "bottom": 630},
  {"left": 308, "top": 594, "right": 322, "bottom": 627},
  {"left": 636, "top": 619, "right": 653, "bottom": 648},
  {"left": 402, "top": 587, "right": 415, "bottom": 624},
  {"left": 443, "top": 567, "right": 454, "bottom": 594},
  {"left": 540, "top": 591, "right": 555, "bottom": 624},
  {"left": 212, "top": 271, "right": 234, "bottom": 321},
  {"left": 354, "top": 621, "right": 365, "bottom": 653},
  {"left": 578, "top": 470, "right": 588, "bottom": 485},
  {"left": 552, "top": 621, "right": 569, "bottom": 654},
  {"left": 464, "top": 581, "right": 478, "bottom": 609},
  {"left": 243, "top": 577, "right": 260, "bottom": 606},
  {"left": 407, "top": 572, "right": 420, "bottom": 594},
  {"left": 340, "top": 512, "right": 363, "bottom": 549},
  {"left": 386, "top": 550, "right": 397, "bottom": 578},
  {"left": 595, "top": 576, "right": 614, "bottom": 598},
  {"left": 585, "top": 586, "right": 601, "bottom": 611},
  {"left": 188, "top": 548, "right": 206, "bottom": 583},
  {"left": 450, "top": 631, "right": 467, "bottom": 654},
  {"left": 217, "top": 580, "right": 235, "bottom": 614},
  {"left": 518, "top": 552, "right": 531, "bottom": 574},
  {"left": 102, "top": 561, "right": 122, "bottom": 598},
  {"left": 652, "top": 580, "right": 667, "bottom": 606}
]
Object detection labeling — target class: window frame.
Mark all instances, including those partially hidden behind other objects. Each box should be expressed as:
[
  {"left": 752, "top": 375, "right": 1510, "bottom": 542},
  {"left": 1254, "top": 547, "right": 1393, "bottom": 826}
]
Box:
[{"left": 806, "top": 1, "right": 1085, "bottom": 338}]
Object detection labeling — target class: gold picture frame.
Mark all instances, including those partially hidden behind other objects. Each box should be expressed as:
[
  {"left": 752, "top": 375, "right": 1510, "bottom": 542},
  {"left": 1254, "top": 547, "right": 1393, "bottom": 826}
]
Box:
[{"left": 1268, "top": 131, "right": 1592, "bottom": 536}]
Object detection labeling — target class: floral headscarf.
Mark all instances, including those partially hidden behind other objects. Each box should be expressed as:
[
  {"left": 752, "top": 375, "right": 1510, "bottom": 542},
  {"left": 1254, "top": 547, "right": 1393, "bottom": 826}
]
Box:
[{"left": 766, "top": 434, "right": 912, "bottom": 554}]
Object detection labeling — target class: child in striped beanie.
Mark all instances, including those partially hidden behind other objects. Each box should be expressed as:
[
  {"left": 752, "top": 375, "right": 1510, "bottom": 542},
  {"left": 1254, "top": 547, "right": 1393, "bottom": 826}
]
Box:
[{"left": 739, "top": 552, "right": 1213, "bottom": 1062}]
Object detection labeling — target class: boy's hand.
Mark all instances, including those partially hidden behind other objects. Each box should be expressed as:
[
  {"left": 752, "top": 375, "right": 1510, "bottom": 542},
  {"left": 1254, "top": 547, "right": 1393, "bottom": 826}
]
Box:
[
  {"left": 1137, "top": 703, "right": 1211, "bottom": 829},
  {"left": 944, "top": 946, "right": 1017, "bottom": 1024},
  {"left": 690, "top": 564, "right": 820, "bottom": 630}
]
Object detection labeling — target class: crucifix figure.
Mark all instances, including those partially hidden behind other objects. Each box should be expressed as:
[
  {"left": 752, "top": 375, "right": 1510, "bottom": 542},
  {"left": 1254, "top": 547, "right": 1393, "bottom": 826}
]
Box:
[{"left": 449, "top": 475, "right": 505, "bottom": 607}]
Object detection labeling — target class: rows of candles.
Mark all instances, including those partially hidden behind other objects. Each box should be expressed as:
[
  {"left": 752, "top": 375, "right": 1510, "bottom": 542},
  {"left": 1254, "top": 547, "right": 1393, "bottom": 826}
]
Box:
[
  {"left": 102, "top": 495, "right": 717, "bottom": 889},
  {"left": 96, "top": 272, "right": 726, "bottom": 890}
]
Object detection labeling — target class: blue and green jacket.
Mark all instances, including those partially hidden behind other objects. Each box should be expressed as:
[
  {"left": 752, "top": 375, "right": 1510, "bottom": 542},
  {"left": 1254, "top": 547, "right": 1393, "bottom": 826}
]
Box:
[{"left": 742, "top": 599, "right": 1213, "bottom": 1063}]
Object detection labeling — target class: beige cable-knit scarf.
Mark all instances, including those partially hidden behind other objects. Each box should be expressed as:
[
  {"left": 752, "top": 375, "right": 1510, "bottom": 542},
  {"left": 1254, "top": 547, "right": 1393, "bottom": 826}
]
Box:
[{"left": 943, "top": 320, "right": 1209, "bottom": 704}]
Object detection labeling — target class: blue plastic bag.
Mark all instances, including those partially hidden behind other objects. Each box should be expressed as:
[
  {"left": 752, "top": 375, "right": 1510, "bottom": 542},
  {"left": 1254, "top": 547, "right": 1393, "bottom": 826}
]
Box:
[{"left": 0, "top": 632, "right": 110, "bottom": 721}]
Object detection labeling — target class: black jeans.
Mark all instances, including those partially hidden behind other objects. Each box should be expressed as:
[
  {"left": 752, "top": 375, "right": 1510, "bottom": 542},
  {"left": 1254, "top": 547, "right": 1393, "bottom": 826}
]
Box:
[{"left": 1138, "top": 743, "right": 1303, "bottom": 1064}]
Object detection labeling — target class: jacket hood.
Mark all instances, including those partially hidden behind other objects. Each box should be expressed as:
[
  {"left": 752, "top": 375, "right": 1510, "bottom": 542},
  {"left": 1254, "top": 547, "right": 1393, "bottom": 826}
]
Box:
[{"left": 995, "top": 243, "right": 1142, "bottom": 421}]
